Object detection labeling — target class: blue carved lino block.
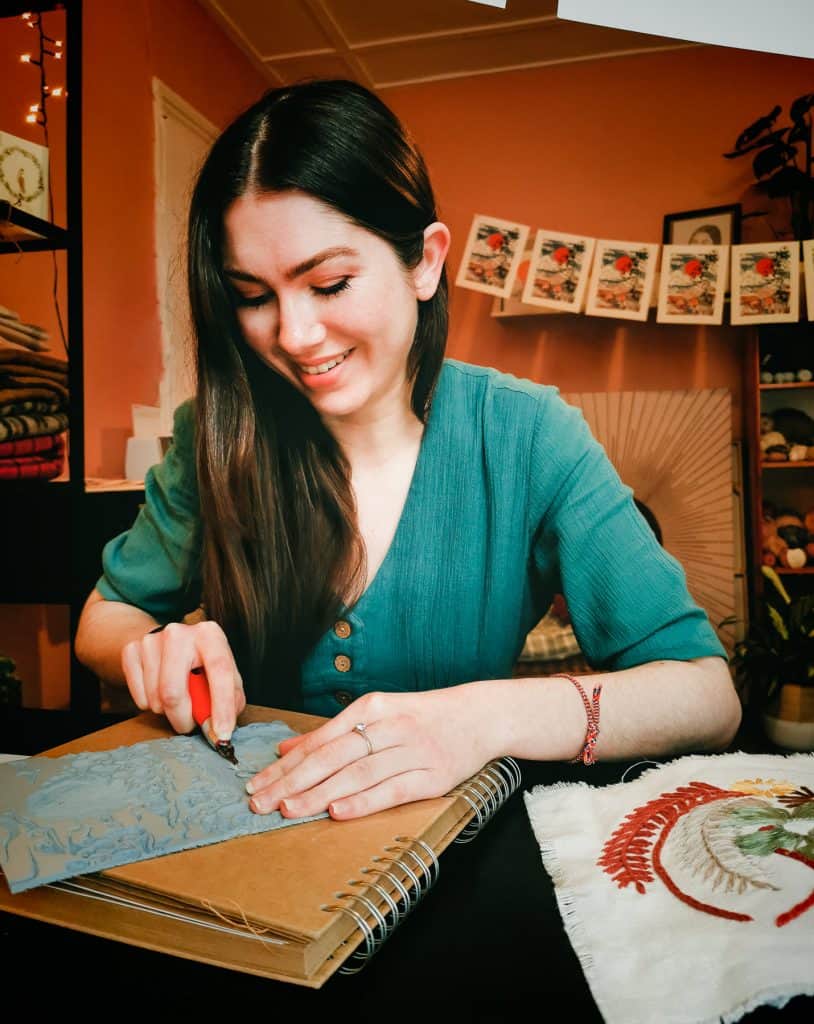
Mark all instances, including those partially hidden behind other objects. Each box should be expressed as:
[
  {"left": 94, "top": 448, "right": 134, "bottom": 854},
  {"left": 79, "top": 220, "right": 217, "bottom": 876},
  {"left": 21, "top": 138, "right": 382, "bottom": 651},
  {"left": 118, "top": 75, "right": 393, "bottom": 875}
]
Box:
[{"left": 0, "top": 721, "right": 326, "bottom": 894}]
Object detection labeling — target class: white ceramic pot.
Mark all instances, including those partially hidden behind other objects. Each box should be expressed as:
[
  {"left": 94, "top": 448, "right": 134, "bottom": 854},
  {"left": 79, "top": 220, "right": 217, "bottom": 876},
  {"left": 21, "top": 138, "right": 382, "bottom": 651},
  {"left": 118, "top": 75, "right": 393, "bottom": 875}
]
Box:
[{"left": 762, "top": 683, "right": 814, "bottom": 752}]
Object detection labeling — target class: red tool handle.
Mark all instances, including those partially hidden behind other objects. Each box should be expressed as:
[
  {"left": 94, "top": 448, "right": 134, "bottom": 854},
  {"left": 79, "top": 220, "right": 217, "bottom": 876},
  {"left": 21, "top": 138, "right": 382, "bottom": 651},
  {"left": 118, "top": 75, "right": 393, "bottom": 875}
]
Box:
[{"left": 188, "top": 667, "right": 211, "bottom": 728}]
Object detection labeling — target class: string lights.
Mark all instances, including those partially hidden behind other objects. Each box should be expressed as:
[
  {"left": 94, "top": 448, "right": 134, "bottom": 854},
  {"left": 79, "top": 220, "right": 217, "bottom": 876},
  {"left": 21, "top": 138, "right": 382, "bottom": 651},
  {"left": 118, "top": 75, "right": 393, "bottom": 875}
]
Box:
[
  {"left": 15, "top": 10, "right": 68, "bottom": 354},
  {"left": 19, "top": 11, "right": 65, "bottom": 129}
]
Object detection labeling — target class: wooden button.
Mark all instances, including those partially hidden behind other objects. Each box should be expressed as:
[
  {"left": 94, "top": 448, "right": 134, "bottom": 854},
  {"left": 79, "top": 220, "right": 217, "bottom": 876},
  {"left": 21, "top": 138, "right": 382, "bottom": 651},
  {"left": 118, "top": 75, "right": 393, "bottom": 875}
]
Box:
[
  {"left": 334, "top": 690, "right": 353, "bottom": 707},
  {"left": 334, "top": 620, "right": 352, "bottom": 639},
  {"left": 334, "top": 654, "right": 352, "bottom": 673}
]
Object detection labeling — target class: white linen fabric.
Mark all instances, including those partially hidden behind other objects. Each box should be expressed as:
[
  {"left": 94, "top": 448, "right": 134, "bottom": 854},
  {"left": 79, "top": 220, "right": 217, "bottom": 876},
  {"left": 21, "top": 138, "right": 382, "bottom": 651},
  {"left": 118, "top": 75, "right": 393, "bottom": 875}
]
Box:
[{"left": 524, "top": 753, "right": 814, "bottom": 1024}]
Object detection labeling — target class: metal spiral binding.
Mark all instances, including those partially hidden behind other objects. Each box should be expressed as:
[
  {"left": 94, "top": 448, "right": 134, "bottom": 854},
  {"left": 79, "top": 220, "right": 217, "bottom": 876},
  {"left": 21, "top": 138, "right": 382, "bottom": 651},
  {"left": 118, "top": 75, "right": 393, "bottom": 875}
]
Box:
[
  {"left": 454, "top": 756, "right": 522, "bottom": 844},
  {"left": 321, "top": 760, "right": 520, "bottom": 973},
  {"left": 324, "top": 836, "right": 439, "bottom": 974}
]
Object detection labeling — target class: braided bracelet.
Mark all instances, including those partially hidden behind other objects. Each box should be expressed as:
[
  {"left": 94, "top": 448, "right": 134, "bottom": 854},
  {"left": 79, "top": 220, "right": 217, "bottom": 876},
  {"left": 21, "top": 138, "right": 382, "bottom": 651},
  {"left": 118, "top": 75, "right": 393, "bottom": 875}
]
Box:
[{"left": 553, "top": 673, "right": 602, "bottom": 766}]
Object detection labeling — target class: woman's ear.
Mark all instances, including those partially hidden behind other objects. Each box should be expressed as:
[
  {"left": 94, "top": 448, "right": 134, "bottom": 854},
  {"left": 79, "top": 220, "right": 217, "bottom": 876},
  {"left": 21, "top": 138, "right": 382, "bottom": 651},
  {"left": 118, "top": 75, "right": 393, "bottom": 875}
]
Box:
[{"left": 413, "top": 222, "right": 451, "bottom": 301}]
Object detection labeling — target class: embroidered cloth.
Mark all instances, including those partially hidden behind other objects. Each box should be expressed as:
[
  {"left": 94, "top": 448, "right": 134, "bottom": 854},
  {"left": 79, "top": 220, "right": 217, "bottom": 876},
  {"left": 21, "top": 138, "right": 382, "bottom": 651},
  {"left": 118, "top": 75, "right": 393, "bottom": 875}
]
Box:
[
  {"left": 0, "top": 721, "right": 325, "bottom": 894},
  {"left": 524, "top": 753, "right": 814, "bottom": 1024}
]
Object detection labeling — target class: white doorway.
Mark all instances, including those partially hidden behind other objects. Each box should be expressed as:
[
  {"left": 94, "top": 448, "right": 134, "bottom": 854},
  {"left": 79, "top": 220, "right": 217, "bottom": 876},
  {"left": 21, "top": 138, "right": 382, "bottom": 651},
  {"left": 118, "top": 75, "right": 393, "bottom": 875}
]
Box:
[{"left": 152, "top": 78, "right": 218, "bottom": 436}]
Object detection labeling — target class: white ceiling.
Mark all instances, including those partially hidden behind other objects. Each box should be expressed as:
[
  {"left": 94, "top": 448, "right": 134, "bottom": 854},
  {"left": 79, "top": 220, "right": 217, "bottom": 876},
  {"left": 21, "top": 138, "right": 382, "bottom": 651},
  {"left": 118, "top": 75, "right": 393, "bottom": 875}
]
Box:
[{"left": 198, "top": 0, "right": 697, "bottom": 90}]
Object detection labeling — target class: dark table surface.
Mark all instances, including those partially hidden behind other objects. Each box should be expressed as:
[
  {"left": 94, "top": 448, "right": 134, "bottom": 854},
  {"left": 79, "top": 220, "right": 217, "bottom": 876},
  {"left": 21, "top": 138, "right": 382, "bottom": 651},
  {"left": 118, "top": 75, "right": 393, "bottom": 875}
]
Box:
[{"left": 0, "top": 708, "right": 811, "bottom": 1020}]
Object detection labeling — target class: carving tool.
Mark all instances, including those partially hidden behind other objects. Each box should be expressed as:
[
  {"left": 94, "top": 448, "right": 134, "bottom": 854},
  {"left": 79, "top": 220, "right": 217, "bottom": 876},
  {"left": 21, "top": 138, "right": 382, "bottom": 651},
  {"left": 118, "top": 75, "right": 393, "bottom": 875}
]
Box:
[{"left": 188, "top": 667, "right": 238, "bottom": 765}]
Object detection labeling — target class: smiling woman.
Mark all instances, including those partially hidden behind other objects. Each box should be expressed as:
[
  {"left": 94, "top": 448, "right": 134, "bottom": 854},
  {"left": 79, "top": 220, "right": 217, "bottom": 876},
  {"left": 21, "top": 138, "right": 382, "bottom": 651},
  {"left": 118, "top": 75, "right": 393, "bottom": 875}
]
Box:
[{"left": 75, "top": 79, "right": 740, "bottom": 825}]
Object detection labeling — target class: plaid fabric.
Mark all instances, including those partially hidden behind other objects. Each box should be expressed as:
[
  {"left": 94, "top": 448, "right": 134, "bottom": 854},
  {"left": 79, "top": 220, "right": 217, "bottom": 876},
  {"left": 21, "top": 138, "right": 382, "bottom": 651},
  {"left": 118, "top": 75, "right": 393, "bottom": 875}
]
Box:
[
  {"left": 520, "top": 609, "right": 583, "bottom": 661},
  {"left": 0, "top": 432, "right": 63, "bottom": 458},
  {"left": 0, "top": 451, "right": 64, "bottom": 479}
]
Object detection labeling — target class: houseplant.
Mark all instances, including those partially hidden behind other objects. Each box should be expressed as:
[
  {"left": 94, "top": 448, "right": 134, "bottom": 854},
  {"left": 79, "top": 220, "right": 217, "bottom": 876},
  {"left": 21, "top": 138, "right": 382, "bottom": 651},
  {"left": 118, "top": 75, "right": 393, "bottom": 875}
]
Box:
[
  {"left": 723, "top": 93, "right": 814, "bottom": 240},
  {"left": 731, "top": 565, "right": 814, "bottom": 750}
]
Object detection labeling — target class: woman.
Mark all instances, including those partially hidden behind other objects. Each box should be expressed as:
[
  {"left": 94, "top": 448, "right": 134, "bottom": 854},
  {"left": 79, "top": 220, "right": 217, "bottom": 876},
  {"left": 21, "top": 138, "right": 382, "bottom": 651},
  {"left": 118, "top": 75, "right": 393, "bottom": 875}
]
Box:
[{"left": 75, "top": 80, "right": 740, "bottom": 822}]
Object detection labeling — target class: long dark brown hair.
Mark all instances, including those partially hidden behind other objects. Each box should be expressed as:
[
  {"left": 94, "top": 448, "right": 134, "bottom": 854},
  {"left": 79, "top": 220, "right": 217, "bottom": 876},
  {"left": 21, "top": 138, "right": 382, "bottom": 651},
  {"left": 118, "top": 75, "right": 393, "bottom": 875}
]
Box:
[{"left": 187, "top": 80, "right": 448, "bottom": 707}]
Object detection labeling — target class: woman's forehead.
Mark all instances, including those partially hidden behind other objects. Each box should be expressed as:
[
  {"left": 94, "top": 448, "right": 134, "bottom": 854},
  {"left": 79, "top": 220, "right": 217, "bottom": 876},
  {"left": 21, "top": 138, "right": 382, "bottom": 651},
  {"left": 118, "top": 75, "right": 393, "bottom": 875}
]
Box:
[{"left": 222, "top": 191, "right": 369, "bottom": 269}]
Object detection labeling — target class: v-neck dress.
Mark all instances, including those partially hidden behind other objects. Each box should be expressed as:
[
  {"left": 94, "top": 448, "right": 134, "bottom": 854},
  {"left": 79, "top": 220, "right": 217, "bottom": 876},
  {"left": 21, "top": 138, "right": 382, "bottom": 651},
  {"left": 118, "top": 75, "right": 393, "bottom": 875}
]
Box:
[{"left": 97, "top": 359, "right": 726, "bottom": 715}]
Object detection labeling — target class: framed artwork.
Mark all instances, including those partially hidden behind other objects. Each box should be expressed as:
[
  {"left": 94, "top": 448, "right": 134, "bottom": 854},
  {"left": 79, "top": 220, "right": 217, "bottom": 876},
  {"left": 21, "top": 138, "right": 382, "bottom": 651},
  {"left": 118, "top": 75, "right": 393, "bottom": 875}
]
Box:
[
  {"left": 730, "top": 242, "right": 800, "bottom": 325},
  {"left": 662, "top": 204, "right": 741, "bottom": 247},
  {"left": 584, "top": 240, "right": 659, "bottom": 321},
  {"left": 520, "top": 229, "right": 596, "bottom": 312},
  {"left": 0, "top": 130, "right": 49, "bottom": 220},
  {"left": 455, "top": 214, "right": 530, "bottom": 298},
  {"left": 803, "top": 239, "right": 814, "bottom": 322},
  {"left": 656, "top": 245, "right": 729, "bottom": 325}
]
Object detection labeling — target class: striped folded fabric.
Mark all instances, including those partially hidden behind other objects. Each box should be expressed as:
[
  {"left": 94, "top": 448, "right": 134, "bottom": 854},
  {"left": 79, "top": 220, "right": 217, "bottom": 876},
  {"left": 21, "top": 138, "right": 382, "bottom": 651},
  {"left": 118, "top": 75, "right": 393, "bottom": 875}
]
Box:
[
  {"left": 0, "top": 431, "right": 65, "bottom": 479},
  {"left": 0, "top": 411, "right": 68, "bottom": 442}
]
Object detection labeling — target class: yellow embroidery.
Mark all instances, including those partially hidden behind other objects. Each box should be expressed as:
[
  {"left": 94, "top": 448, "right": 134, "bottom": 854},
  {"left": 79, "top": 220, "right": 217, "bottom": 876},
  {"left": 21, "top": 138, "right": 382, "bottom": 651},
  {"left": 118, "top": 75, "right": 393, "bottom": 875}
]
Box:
[{"left": 730, "top": 777, "right": 796, "bottom": 797}]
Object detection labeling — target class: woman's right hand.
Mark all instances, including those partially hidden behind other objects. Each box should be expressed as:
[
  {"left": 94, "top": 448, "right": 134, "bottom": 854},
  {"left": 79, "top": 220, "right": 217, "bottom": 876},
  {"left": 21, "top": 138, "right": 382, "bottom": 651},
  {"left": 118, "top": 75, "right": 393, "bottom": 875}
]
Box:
[{"left": 121, "top": 620, "right": 246, "bottom": 739}]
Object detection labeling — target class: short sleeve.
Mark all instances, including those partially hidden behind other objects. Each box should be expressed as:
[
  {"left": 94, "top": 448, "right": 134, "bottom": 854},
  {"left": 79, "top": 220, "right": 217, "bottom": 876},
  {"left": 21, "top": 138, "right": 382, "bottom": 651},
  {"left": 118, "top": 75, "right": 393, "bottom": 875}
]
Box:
[
  {"left": 529, "top": 391, "right": 726, "bottom": 669},
  {"left": 96, "top": 401, "right": 202, "bottom": 621}
]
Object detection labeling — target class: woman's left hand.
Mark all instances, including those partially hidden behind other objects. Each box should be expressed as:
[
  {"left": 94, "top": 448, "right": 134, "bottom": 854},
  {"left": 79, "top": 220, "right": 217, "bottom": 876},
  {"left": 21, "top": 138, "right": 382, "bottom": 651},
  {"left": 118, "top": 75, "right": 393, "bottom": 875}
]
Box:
[{"left": 245, "top": 685, "right": 502, "bottom": 820}]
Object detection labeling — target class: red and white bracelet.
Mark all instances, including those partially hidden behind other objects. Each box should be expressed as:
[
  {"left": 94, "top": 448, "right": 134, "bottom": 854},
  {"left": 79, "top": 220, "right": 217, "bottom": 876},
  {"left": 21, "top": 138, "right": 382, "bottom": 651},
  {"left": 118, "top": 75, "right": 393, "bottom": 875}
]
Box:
[{"left": 554, "top": 673, "right": 603, "bottom": 766}]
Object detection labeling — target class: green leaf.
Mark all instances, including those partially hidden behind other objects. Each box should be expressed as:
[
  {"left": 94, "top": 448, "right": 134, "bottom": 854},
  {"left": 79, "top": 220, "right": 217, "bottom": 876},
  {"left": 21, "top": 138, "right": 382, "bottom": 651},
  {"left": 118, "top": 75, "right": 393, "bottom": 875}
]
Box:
[
  {"left": 727, "top": 803, "right": 788, "bottom": 825},
  {"left": 768, "top": 604, "right": 789, "bottom": 641},
  {"left": 792, "top": 802, "right": 814, "bottom": 820},
  {"left": 736, "top": 829, "right": 786, "bottom": 856},
  {"left": 761, "top": 566, "right": 791, "bottom": 603}
]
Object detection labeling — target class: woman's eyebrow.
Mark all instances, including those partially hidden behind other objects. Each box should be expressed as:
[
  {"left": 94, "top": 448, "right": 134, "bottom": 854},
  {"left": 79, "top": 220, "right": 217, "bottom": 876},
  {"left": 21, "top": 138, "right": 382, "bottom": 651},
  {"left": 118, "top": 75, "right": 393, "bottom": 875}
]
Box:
[{"left": 223, "top": 247, "right": 359, "bottom": 285}]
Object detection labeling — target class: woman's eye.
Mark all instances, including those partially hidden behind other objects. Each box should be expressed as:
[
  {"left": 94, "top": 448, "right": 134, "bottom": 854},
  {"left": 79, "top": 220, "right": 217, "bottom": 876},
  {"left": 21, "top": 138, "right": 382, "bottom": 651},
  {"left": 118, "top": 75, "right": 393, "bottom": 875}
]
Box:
[
  {"left": 234, "top": 291, "right": 273, "bottom": 309},
  {"left": 313, "top": 277, "right": 351, "bottom": 298}
]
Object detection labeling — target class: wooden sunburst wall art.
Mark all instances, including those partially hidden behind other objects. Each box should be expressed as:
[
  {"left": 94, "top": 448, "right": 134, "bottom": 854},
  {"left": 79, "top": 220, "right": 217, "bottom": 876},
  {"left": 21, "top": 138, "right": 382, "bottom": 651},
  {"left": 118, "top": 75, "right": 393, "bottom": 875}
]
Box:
[{"left": 562, "top": 389, "right": 736, "bottom": 656}]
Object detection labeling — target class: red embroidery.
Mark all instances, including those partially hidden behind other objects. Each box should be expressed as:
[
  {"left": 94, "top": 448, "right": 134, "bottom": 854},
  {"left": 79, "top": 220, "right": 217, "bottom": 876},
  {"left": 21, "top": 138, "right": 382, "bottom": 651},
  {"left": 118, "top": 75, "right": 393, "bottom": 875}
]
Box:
[
  {"left": 774, "top": 849, "right": 814, "bottom": 927},
  {"left": 599, "top": 776, "right": 814, "bottom": 928},
  {"left": 597, "top": 782, "right": 743, "bottom": 894}
]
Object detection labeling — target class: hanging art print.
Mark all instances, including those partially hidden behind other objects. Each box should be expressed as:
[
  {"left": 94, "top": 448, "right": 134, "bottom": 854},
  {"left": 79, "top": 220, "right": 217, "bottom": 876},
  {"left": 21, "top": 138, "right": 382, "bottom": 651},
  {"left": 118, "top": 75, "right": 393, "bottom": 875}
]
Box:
[
  {"left": 455, "top": 214, "right": 530, "bottom": 298},
  {"left": 803, "top": 239, "right": 814, "bottom": 322},
  {"left": 0, "top": 131, "right": 49, "bottom": 220},
  {"left": 520, "top": 229, "right": 596, "bottom": 312},
  {"left": 584, "top": 240, "right": 659, "bottom": 321},
  {"left": 731, "top": 242, "right": 800, "bottom": 325},
  {"left": 656, "top": 245, "right": 729, "bottom": 325}
]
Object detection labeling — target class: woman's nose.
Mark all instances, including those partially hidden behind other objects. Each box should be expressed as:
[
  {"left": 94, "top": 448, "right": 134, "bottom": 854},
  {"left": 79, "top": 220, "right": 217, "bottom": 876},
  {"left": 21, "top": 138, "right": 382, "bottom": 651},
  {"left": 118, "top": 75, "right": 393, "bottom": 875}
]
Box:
[{"left": 276, "top": 296, "right": 326, "bottom": 354}]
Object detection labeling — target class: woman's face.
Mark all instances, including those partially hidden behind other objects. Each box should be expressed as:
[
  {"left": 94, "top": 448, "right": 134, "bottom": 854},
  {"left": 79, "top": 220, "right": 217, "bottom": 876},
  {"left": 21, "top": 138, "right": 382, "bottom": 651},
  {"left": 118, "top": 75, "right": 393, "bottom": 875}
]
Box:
[{"left": 222, "top": 190, "right": 422, "bottom": 424}]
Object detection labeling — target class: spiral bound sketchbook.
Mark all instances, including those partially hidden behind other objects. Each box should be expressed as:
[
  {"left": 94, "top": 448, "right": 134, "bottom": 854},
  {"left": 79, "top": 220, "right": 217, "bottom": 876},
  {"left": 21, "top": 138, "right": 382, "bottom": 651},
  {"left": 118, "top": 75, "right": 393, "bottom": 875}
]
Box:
[{"left": 0, "top": 706, "right": 520, "bottom": 988}]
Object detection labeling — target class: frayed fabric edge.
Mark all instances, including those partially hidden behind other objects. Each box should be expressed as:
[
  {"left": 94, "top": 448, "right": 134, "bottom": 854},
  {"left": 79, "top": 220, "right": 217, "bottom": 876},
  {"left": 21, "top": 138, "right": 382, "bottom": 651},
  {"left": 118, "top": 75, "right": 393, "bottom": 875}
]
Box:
[{"left": 523, "top": 791, "right": 599, "bottom": 992}]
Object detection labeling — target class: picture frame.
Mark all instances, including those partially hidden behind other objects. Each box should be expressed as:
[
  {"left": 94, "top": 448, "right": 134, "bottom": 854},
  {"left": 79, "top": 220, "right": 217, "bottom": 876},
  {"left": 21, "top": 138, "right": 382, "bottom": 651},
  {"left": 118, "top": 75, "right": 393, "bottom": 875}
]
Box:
[
  {"left": 662, "top": 203, "right": 741, "bottom": 247},
  {"left": 803, "top": 239, "right": 814, "bottom": 322},
  {"left": 0, "top": 130, "right": 49, "bottom": 220},
  {"left": 656, "top": 245, "right": 729, "bottom": 325},
  {"left": 584, "top": 240, "right": 660, "bottom": 321},
  {"left": 455, "top": 214, "right": 530, "bottom": 298},
  {"left": 520, "top": 229, "right": 596, "bottom": 312},
  {"left": 730, "top": 242, "right": 800, "bottom": 325}
]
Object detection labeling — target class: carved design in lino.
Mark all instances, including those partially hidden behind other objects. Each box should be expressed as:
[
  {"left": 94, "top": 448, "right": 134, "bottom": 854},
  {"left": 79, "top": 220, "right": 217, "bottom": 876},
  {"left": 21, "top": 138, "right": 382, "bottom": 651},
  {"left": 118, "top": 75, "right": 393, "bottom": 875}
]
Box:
[
  {"left": 0, "top": 721, "right": 318, "bottom": 894},
  {"left": 597, "top": 778, "right": 814, "bottom": 927}
]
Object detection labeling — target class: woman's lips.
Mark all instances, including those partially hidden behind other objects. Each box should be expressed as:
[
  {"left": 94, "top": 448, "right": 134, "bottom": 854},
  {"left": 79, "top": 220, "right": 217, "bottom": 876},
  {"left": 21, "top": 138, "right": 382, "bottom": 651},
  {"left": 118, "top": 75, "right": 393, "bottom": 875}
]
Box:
[{"left": 296, "top": 348, "right": 353, "bottom": 389}]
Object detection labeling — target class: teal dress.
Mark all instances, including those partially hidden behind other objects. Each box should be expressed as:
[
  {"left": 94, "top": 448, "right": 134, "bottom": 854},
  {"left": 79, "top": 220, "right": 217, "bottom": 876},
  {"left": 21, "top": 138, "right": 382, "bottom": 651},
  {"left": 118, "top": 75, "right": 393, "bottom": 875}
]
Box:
[{"left": 97, "top": 360, "right": 726, "bottom": 715}]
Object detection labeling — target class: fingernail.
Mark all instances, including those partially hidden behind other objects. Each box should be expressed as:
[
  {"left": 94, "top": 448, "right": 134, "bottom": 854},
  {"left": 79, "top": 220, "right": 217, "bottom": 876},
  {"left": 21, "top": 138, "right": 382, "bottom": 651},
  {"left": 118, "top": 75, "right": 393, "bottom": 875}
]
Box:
[
  {"left": 280, "top": 799, "right": 294, "bottom": 816},
  {"left": 245, "top": 780, "right": 255, "bottom": 795},
  {"left": 214, "top": 724, "right": 233, "bottom": 742}
]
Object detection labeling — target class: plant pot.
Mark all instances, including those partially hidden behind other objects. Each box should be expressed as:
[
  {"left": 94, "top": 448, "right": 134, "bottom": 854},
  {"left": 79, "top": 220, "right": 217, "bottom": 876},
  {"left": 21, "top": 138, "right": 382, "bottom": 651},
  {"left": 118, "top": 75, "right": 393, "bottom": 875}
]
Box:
[{"left": 762, "top": 683, "right": 814, "bottom": 752}]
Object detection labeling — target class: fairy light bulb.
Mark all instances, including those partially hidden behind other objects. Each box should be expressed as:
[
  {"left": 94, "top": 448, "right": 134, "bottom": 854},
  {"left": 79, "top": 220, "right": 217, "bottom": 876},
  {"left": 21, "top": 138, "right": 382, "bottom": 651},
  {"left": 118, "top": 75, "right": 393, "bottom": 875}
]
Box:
[
  {"left": 29, "top": 104, "right": 39, "bottom": 113},
  {"left": 20, "top": 53, "right": 32, "bottom": 63},
  {"left": 25, "top": 114, "right": 37, "bottom": 123},
  {"left": 51, "top": 86, "right": 63, "bottom": 98}
]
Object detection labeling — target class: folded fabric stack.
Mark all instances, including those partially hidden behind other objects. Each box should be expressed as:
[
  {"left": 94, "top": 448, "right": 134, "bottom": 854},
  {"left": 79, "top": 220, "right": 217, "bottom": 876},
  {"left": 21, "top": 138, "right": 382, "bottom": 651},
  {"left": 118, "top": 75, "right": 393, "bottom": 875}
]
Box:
[{"left": 0, "top": 347, "right": 68, "bottom": 480}]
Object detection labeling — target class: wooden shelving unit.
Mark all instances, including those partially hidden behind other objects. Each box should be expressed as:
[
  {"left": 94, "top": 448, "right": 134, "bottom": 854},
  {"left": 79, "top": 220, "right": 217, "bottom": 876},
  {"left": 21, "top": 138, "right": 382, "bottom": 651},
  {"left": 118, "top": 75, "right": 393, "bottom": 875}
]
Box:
[
  {"left": 744, "top": 323, "right": 814, "bottom": 618},
  {"left": 0, "top": 200, "right": 68, "bottom": 253}
]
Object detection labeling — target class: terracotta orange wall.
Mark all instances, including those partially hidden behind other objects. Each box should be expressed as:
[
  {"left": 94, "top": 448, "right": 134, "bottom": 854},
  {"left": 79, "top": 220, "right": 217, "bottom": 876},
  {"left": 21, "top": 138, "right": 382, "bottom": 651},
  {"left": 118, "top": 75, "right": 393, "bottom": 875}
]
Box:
[
  {"left": 82, "top": 0, "right": 267, "bottom": 478},
  {"left": 0, "top": 10, "right": 68, "bottom": 356},
  {"left": 385, "top": 46, "right": 814, "bottom": 440}
]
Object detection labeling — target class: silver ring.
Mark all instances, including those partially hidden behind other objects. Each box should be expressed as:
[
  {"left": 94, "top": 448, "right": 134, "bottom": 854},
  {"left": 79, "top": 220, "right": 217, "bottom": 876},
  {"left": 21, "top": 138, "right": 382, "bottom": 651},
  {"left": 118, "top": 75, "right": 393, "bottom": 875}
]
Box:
[{"left": 353, "top": 722, "right": 374, "bottom": 756}]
